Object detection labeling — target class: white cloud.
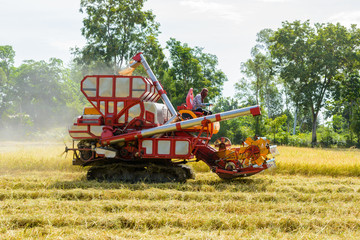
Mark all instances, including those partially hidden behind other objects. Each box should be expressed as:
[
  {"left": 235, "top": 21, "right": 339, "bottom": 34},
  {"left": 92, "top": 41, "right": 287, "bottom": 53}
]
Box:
[
  {"left": 328, "top": 11, "right": 360, "bottom": 27},
  {"left": 179, "top": 0, "right": 243, "bottom": 23}
]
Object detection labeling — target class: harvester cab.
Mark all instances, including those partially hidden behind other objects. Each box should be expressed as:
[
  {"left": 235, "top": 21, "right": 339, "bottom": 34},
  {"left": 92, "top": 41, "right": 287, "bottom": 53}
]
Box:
[
  {"left": 177, "top": 88, "right": 209, "bottom": 121},
  {"left": 66, "top": 52, "right": 279, "bottom": 182}
]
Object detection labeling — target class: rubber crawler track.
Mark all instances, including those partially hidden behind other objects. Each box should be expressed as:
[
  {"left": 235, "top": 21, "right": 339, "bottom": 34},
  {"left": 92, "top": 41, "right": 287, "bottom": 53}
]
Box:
[{"left": 87, "top": 163, "right": 195, "bottom": 183}]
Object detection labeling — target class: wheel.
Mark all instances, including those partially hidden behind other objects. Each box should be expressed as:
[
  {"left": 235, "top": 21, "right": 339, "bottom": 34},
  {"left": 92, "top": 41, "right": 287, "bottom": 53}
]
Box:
[{"left": 244, "top": 145, "right": 260, "bottom": 162}]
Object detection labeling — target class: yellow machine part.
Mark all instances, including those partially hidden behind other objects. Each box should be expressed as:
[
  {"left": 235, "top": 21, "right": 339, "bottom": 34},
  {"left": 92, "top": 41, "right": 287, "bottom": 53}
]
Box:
[
  {"left": 244, "top": 137, "right": 270, "bottom": 156},
  {"left": 243, "top": 137, "right": 271, "bottom": 166},
  {"left": 215, "top": 137, "right": 271, "bottom": 167},
  {"left": 84, "top": 107, "right": 101, "bottom": 115},
  {"left": 178, "top": 110, "right": 220, "bottom": 134}
]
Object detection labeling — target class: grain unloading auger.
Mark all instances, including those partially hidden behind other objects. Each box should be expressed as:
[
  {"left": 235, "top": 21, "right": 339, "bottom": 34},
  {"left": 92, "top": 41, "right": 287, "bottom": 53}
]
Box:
[{"left": 67, "top": 52, "right": 279, "bottom": 182}]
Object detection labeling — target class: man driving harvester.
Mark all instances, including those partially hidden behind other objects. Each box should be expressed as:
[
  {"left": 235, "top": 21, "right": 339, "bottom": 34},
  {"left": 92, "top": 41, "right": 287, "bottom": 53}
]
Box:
[{"left": 193, "top": 88, "right": 212, "bottom": 115}]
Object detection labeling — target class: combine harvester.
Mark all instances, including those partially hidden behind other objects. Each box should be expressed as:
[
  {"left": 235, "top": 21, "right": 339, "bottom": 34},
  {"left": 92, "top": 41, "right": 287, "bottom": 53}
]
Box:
[{"left": 66, "top": 53, "right": 279, "bottom": 182}]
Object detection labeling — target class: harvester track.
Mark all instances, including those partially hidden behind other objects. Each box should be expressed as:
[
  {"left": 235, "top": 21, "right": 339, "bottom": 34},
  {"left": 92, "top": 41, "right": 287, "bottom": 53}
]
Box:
[{"left": 87, "top": 163, "right": 195, "bottom": 183}]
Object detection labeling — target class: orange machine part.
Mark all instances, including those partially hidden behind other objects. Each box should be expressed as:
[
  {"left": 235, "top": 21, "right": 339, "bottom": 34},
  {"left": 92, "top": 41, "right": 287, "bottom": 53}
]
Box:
[{"left": 84, "top": 107, "right": 101, "bottom": 115}]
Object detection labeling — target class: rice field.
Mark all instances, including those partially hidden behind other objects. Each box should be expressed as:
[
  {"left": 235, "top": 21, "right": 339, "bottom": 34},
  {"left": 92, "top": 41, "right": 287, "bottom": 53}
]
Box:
[{"left": 0, "top": 143, "right": 360, "bottom": 239}]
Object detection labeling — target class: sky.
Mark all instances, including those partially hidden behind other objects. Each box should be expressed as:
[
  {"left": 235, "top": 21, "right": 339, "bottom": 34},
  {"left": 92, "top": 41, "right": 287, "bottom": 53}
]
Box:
[{"left": 1, "top": 0, "right": 360, "bottom": 97}]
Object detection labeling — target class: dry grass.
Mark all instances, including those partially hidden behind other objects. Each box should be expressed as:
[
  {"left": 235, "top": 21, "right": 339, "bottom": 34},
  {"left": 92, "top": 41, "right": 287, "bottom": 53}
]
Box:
[
  {"left": 275, "top": 146, "right": 360, "bottom": 177},
  {"left": 0, "top": 143, "right": 360, "bottom": 239}
]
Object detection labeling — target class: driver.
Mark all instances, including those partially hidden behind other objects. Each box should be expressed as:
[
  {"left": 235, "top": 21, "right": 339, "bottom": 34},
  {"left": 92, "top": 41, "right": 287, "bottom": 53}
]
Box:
[{"left": 192, "top": 88, "right": 212, "bottom": 115}]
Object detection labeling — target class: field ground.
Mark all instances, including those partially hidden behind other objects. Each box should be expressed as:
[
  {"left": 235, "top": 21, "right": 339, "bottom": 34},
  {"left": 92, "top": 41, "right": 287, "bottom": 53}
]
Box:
[{"left": 1, "top": 143, "right": 360, "bottom": 239}]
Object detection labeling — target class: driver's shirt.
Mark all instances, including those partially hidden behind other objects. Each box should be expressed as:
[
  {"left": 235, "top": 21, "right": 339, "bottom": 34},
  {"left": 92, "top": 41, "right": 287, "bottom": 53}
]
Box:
[{"left": 193, "top": 94, "right": 205, "bottom": 110}]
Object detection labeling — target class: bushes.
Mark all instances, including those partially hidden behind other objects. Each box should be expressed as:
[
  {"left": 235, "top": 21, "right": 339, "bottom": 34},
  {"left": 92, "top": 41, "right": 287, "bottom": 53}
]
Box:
[
  {"left": 263, "top": 127, "right": 351, "bottom": 148},
  {"left": 266, "top": 132, "right": 311, "bottom": 147},
  {"left": 317, "top": 126, "right": 347, "bottom": 147},
  {"left": 287, "top": 133, "right": 312, "bottom": 147}
]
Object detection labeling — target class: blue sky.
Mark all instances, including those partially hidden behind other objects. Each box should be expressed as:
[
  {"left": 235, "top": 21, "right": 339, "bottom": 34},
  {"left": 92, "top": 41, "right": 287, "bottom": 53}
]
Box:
[{"left": 1, "top": 0, "right": 360, "bottom": 97}]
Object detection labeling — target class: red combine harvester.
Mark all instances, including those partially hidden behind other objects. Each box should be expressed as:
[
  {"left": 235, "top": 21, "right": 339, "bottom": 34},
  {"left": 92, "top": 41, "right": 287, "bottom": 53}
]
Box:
[{"left": 66, "top": 52, "right": 279, "bottom": 182}]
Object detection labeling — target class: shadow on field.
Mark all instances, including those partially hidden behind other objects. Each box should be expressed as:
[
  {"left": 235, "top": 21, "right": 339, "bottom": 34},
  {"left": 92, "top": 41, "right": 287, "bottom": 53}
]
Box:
[{"left": 50, "top": 177, "right": 269, "bottom": 193}]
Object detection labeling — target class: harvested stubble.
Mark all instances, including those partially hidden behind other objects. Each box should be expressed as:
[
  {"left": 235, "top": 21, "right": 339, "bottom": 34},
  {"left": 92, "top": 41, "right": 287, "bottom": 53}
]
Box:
[{"left": 0, "top": 143, "right": 360, "bottom": 239}]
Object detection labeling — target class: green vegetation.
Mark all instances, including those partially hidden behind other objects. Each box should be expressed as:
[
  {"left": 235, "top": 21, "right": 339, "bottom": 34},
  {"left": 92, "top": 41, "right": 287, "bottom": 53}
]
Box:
[
  {"left": 1, "top": 0, "right": 360, "bottom": 148},
  {"left": 74, "top": 0, "right": 160, "bottom": 73},
  {"left": 165, "top": 38, "right": 227, "bottom": 107},
  {"left": 1, "top": 144, "right": 360, "bottom": 239},
  {"left": 235, "top": 21, "right": 360, "bottom": 147}
]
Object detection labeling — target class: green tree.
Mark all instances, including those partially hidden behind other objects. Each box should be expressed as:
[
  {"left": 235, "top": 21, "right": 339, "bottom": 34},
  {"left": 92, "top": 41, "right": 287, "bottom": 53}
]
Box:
[
  {"left": 0, "top": 67, "right": 6, "bottom": 84},
  {"left": 267, "top": 114, "right": 287, "bottom": 143},
  {"left": 166, "top": 38, "right": 227, "bottom": 107},
  {"left": 341, "top": 73, "right": 360, "bottom": 143},
  {"left": 6, "top": 58, "right": 74, "bottom": 130},
  {"left": 240, "top": 48, "right": 269, "bottom": 105},
  {"left": 0, "top": 45, "right": 15, "bottom": 80},
  {"left": 194, "top": 47, "right": 227, "bottom": 99},
  {"left": 239, "top": 48, "right": 282, "bottom": 118},
  {"left": 270, "top": 21, "right": 358, "bottom": 146},
  {"left": 133, "top": 36, "right": 168, "bottom": 79},
  {"left": 238, "top": 29, "right": 282, "bottom": 135},
  {"left": 74, "top": 0, "right": 159, "bottom": 73},
  {"left": 0, "top": 46, "right": 16, "bottom": 126},
  {"left": 350, "top": 105, "right": 360, "bottom": 146},
  {"left": 327, "top": 73, "right": 360, "bottom": 144},
  {"left": 0, "top": 67, "right": 7, "bottom": 124},
  {"left": 238, "top": 28, "right": 284, "bottom": 118}
]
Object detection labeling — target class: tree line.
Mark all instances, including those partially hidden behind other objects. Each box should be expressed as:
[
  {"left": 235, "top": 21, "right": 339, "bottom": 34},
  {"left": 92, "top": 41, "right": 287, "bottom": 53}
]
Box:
[
  {"left": 0, "top": 0, "right": 359, "bottom": 147},
  {"left": 236, "top": 21, "right": 360, "bottom": 147}
]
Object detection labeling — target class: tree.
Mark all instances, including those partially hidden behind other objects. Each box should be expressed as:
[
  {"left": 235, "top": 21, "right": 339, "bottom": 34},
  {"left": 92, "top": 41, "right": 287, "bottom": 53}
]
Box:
[
  {"left": 240, "top": 49, "right": 282, "bottom": 117},
  {"left": 238, "top": 29, "right": 282, "bottom": 119},
  {"left": 327, "top": 72, "right": 360, "bottom": 144},
  {"left": 240, "top": 48, "right": 269, "bottom": 105},
  {"left": 350, "top": 105, "right": 360, "bottom": 146},
  {"left": 269, "top": 21, "right": 358, "bottom": 146},
  {"left": 0, "top": 45, "right": 15, "bottom": 80},
  {"left": 267, "top": 114, "right": 287, "bottom": 143},
  {"left": 165, "top": 38, "right": 227, "bottom": 107},
  {"left": 0, "top": 45, "right": 16, "bottom": 125},
  {"left": 6, "top": 58, "right": 73, "bottom": 130},
  {"left": 133, "top": 35, "right": 168, "bottom": 79},
  {"left": 0, "top": 67, "right": 7, "bottom": 124},
  {"left": 193, "top": 47, "right": 227, "bottom": 99},
  {"left": 240, "top": 30, "right": 274, "bottom": 104},
  {"left": 341, "top": 73, "right": 360, "bottom": 143},
  {"left": 0, "top": 67, "right": 6, "bottom": 84},
  {"left": 238, "top": 30, "right": 283, "bottom": 136},
  {"left": 74, "top": 0, "right": 159, "bottom": 73}
]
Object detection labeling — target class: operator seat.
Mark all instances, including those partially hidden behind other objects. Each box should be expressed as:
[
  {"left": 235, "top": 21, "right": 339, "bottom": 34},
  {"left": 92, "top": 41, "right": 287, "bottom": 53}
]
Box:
[
  {"left": 186, "top": 88, "right": 194, "bottom": 110},
  {"left": 187, "top": 88, "right": 203, "bottom": 116}
]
